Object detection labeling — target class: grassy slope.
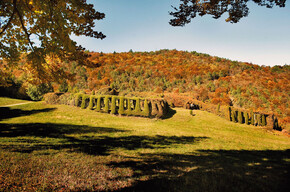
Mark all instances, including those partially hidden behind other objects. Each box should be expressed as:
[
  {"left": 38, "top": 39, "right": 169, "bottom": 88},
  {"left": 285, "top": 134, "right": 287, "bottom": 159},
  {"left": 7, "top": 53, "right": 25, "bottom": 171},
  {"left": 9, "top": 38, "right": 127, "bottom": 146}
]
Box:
[
  {"left": 0, "top": 97, "right": 29, "bottom": 106},
  {"left": 0, "top": 102, "right": 289, "bottom": 191}
]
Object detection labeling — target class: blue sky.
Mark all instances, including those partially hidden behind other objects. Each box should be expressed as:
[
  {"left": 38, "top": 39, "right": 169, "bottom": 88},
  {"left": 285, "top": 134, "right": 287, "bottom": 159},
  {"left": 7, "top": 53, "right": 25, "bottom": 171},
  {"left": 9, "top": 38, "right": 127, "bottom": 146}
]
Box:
[{"left": 72, "top": 0, "right": 290, "bottom": 66}]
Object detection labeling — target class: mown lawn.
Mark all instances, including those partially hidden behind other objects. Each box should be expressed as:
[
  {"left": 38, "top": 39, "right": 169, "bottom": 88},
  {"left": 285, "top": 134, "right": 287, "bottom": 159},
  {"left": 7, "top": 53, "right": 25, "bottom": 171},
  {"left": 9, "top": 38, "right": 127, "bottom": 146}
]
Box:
[
  {"left": 0, "top": 101, "right": 289, "bottom": 191},
  {"left": 0, "top": 97, "right": 30, "bottom": 106}
]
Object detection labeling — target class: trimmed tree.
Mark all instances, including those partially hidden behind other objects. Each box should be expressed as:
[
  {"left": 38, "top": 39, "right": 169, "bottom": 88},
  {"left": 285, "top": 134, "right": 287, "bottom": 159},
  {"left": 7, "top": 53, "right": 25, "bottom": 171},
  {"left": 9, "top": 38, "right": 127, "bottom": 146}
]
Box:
[
  {"left": 96, "top": 96, "right": 101, "bottom": 112},
  {"left": 126, "top": 99, "right": 132, "bottom": 116},
  {"left": 104, "top": 96, "right": 110, "bottom": 113},
  {"left": 119, "top": 97, "right": 125, "bottom": 115},
  {"left": 238, "top": 111, "right": 243, "bottom": 124},
  {"left": 261, "top": 114, "right": 266, "bottom": 126},
  {"left": 88, "top": 95, "right": 95, "bottom": 110},
  {"left": 134, "top": 98, "right": 142, "bottom": 116},
  {"left": 143, "top": 99, "right": 150, "bottom": 117},
  {"left": 251, "top": 110, "right": 254, "bottom": 125},
  {"left": 81, "top": 94, "right": 90, "bottom": 109},
  {"left": 111, "top": 96, "right": 117, "bottom": 114},
  {"left": 75, "top": 93, "right": 83, "bottom": 107},
  {"left": 244, "top": 112, "right": 249, "bottom": 125}
]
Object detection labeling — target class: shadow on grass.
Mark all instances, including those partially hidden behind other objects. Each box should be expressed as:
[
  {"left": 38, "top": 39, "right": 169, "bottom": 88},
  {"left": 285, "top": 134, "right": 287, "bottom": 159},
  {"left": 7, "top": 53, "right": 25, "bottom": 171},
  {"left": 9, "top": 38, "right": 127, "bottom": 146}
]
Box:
[
  {"left": 0, "top": 122, "right": 207, "bottom": 155},
  {"left": 0, "top": 107, "right": 57, "bottom": 121},
  {"left": 114, "top": 150, "right": 290, "bottom": 192},
  {"left": 161, "top": 107, "right": 177, "bottom": 119}
]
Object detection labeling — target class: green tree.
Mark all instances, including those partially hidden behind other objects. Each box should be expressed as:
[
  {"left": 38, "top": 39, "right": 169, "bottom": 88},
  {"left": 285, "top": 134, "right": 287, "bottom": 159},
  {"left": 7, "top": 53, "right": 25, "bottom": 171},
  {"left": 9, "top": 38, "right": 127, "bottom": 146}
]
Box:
[
  {"left": 26, "top": 83, "right": 53, "bottom": 101},
  {"left": 170, "top": 0, "right": 286, "bottom": 26},
  {"left": 0, "top": 0, "right": 105, "bottom": 80}
]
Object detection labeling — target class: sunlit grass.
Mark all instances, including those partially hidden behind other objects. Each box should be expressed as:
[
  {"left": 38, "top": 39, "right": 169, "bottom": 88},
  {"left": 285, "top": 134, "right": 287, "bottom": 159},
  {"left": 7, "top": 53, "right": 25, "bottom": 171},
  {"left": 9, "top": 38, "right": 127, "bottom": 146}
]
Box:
[
  {"left": 0, "top": 102, "right": 289, "bottom": 191},
  {"left": 0, "top": 97, "right": 29, "bottom": 106}
]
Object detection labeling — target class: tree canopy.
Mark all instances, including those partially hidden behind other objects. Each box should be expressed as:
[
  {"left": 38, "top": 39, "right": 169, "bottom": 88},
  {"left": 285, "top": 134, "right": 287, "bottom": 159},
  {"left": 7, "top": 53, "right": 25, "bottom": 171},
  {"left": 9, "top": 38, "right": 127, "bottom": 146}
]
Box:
[
  {"left": 0, "top": 0, "right": 105, "bottom": 82},
  {"left": 169, "top": 0, "right": 286, "bottom": 26}
]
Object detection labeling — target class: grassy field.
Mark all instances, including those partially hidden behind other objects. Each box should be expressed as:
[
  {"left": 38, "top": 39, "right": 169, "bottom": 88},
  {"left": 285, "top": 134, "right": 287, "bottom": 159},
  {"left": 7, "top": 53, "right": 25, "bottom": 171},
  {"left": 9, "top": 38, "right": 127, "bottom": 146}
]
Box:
[
  {"left": 0, "top": 97, "right": 30, "bottom": 106},
  {"left": 0, "top": 99, "right": 289, "bottom": 191}
]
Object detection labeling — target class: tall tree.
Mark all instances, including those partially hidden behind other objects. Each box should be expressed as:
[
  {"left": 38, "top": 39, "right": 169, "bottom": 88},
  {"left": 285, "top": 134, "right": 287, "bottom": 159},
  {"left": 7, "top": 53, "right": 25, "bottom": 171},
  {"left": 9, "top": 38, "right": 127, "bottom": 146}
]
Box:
[
  {"left": 0, "top": 0, "right": 105, "bottom": 82},
  {"left": 170, "top": 0, "right": 286, "bottom": 26}
]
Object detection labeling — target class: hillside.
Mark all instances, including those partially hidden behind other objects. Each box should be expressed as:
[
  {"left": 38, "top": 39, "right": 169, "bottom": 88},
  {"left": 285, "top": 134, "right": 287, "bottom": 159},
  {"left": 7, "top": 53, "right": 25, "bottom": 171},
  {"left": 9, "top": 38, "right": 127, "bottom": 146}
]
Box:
[{"left": 1, "top": 49, "right": 289, "bottom": 127}]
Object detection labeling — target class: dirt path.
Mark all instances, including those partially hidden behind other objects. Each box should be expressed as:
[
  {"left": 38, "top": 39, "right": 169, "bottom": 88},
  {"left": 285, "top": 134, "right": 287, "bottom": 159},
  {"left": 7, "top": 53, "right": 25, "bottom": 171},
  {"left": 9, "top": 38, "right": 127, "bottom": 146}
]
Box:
[{"left": 0, "top": 102, "right": 32, "bottom": 108}]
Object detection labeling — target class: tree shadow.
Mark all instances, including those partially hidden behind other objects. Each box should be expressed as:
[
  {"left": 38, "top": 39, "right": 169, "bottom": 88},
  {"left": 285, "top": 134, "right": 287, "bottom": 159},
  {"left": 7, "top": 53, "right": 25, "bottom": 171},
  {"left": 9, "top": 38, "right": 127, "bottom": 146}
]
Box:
[
  {"left": 161, "top": 107, "right": 177, "bottom": 119},
  {"left": 0, "top": 107, "right": 57, "bottom": 121},
  {"left": 0, "top": 122, "right": 208, "bottom": 156},
  {"left": 113, "top": 150, "right": 290, "bottom": 192}
]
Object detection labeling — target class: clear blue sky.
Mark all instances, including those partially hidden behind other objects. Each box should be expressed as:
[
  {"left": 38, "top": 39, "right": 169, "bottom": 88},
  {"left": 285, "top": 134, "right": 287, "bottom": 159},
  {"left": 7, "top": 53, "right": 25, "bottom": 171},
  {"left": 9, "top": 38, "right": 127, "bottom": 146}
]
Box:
[{"left": 72, "top": 0, "right": 290, "bottom": 66}]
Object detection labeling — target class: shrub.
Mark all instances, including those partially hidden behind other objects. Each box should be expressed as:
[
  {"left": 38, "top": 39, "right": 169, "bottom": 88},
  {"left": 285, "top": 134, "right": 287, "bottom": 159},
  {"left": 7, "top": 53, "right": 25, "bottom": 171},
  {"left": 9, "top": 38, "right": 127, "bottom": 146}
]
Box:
[
  {"left": 125, "top": 99, "right": 132, "bottom": 116},
  {"left": 104, "top": 96, "right": 110, "bottom": 113},
  {"left": 88, "top": 95, "right": 95, "bottom": 110},
  {"left": 81, "top": 94, "right": 90, "bottom": 109},
  {"left": 228, "top": 107, "right": 232, "bottom": 121},
  {"left": 134, "top": 98, "right": 142, "bottom": 116},
  {"left": 119, "top": 97, "right": 125, "bottom": 115},
  {"left": 251, "top": 110, "right": 254, "bottom": 125},
  {"left": 75, "top": 93, "right": 83, "bottom": 107},
  {"left": 111, "top": 96, "right": 117, "bottom": 114},
  {"left": 27, "top": 83, "right": 53, "bottom": 101},
  {"left": 143, "top": 99, "right": 150, "bottom": 117},
  {"left": 244, "top": 112, "right": 249, "bottom": 125},
  {"left": 231, "top": 110, "right": 237, "bottom": 122},
  {"left": 96, "top": 96, "right": 101, "bottom": 112},
  {"left": 261, "top": 114, "right": 266, "bottom": 126},
  {"left": 257, "top": 114, "right": 261, "bottom": 126},
  {"left": 238, "top": 111, "right": 243, "bottom": 124}
]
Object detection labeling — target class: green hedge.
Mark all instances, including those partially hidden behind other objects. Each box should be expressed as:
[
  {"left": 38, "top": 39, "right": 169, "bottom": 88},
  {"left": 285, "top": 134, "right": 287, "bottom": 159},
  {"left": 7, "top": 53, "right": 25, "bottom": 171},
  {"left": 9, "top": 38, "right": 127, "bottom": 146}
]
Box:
[
  {"left": 111, "top": 96, "right": 117, "bottom": 114},
  {"left": 72, "top": 93, "right": 168, "bottom": 119},
  {"left": 81, "top": 94, "right": 90, "bottom": 109}
]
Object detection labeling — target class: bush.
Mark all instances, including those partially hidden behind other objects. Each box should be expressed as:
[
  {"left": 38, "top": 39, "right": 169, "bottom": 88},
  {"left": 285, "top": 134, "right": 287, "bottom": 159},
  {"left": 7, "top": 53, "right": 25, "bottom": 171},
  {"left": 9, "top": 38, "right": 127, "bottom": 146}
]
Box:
[
  {"left": 111, "top": 96, "right": 117, "bottom": 114},
  {"left": 261, "top": 114, "right": 266, "bottom": 126},
  {"left": 143, "top": 99, "right": 150, "bottom": 117},
  {"left": 238, "top": 111, "right": 243, "bottom": 124},
  {"left": 104, "top": 96, "right": 110, "bottom": 113},
  {"left": 231, "top": 110, "right": 237, "bottom": 122},
  {"left": 81, "top": 94, "right": 90, "bottom": 109},
  {"left": 134, "top": 98, "right": 142, "bottom": 116},
  {"left": 256, "top": 114, "right": 261, "bottom": 126},
  {"left": 96, "top": 96, "right": 102, "bottom": 112},
  {"left": 27, "top": 83, "right": 53, "bottom": 101},
  {"left": 88, "top": 95, "right": 95, "bottom": 110},
  {"left": 43, "top": 93, "right": 61, "bottom": 104},
  {"left": 251, "top": 111, "right": 254, "bottom": 125},
  {"left": 244, "top": 112, "right": 249, "bottom": 125},
  {"left": 125, "top": 99, "right": 132, "bottom": 116},
  {"left": 119, "top": 97, "right": 125, "bottom": 115},
  {"left": 75, "top": 93, "right": 83, "bottom": 107}
]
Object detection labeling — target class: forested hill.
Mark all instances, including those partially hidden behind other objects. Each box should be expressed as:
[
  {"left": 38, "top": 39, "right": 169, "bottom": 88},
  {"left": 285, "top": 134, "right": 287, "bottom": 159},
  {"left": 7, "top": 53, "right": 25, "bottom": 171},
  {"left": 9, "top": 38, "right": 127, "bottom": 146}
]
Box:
[
  {"left": 1, "top": 49, "right": 289, "bottom": 125},
  {"left": 83, "top": 50, "right": 289, "bottom": 123}
]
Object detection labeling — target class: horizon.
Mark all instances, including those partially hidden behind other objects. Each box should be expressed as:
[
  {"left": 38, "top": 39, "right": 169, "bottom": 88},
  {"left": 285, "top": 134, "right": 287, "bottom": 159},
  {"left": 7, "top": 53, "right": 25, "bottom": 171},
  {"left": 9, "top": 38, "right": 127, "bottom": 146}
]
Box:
[{"left": 72, "top": 0, "right": 290, "bottom": 67}]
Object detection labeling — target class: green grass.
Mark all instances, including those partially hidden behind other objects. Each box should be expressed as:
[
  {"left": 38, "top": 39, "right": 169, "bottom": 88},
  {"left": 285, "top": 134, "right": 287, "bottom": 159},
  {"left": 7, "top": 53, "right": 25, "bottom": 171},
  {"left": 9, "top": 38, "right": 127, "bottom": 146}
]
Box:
[
  {"left": 0, "top": 97, "right": 29, "bottom": 106},
  {"left": 0, "top": 102, "right": 289, "bottom": 191}
]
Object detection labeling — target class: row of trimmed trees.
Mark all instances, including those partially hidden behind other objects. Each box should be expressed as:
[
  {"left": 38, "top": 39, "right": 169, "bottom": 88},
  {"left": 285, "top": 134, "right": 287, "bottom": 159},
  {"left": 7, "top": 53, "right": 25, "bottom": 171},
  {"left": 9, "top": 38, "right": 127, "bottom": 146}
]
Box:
[
  {"left": 228, "top": 107, "right": 267, "bottom": 126},
  {"left": 185, "top": 99, "right": 281, "bottom": 130},
  {"left": 73, "top": 93, "right": 169, "bottom": 118}
]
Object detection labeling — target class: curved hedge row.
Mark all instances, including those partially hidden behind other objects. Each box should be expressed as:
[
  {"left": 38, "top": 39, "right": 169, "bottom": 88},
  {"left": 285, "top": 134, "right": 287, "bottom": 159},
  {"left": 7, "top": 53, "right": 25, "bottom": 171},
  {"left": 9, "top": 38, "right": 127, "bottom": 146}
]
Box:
[
  {"left": 72, "top": 94, "right": 167, "bottom": 118},
  {"left": 44, "top": 92, "right": 168, "bottom": 118},
  {"left": 185, "top": 99, "right": 281, "bottom": 130}
]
